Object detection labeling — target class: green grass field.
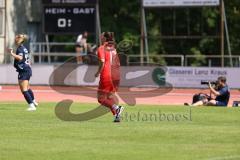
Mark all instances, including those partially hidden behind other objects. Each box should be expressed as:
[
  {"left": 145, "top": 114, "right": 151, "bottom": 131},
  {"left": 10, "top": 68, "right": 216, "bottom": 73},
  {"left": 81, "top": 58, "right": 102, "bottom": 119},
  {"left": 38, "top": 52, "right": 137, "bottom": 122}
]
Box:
[{"left": 0, "top": 102, "right": 240, "bottom": 160}]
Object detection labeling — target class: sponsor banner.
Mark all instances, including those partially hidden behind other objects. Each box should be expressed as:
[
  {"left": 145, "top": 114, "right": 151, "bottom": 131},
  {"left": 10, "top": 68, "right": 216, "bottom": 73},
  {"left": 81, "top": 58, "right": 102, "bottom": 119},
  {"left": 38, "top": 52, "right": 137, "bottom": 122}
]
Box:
[
  {"left": 166, "top": 67, "right": 240, "bottom": 88},
  {"left": 143, "top": 0, "right": 220, "bottom": 7},
  {"left": 0, "top": 65, "right": 239, "bottom": 89}
]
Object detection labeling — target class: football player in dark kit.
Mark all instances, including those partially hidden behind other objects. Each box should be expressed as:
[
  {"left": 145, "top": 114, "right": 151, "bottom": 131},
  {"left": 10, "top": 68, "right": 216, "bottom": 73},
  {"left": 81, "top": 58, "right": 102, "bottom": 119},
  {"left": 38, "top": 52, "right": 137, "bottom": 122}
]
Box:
[{"left": 8, "top": 34, "right": 38, "bottom": 111}]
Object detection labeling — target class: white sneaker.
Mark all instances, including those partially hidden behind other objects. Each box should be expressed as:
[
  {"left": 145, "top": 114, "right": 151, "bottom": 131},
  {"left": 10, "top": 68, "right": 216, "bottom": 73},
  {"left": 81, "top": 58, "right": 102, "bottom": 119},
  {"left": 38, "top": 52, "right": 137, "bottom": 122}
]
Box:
[
  {"left": 114, "top": 106, "right": 124, "bottom": 122},
  {"left": 33, "top": 100, "right": 39, "bottom": 107},
  {"left": 116, "top": 106, "right": 124, "bottom": 117},
  {"left": 27, "top": 103, "right": 37, "bottom": 111}
]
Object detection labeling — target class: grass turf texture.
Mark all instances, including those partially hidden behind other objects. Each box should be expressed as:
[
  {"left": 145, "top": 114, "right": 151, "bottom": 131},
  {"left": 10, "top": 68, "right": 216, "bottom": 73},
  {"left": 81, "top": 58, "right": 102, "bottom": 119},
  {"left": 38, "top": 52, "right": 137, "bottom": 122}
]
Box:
[{"left": 0, "top": 102, "right": 240, "bottom": 160}]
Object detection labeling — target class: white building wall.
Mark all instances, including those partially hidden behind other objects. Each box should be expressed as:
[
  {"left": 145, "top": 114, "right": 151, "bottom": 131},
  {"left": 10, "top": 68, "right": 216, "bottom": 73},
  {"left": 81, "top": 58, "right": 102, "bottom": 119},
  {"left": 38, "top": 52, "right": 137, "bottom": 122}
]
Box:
[{"left": 0, "top": 0, "right": 42, "bottom": 63}]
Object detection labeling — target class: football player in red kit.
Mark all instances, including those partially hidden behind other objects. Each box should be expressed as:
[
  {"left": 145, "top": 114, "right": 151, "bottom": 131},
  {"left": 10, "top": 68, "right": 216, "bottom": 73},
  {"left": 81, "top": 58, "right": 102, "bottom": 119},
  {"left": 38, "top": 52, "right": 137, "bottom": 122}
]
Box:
[{"left": 95, "top": 32, "right": 124, "bottom": 122}]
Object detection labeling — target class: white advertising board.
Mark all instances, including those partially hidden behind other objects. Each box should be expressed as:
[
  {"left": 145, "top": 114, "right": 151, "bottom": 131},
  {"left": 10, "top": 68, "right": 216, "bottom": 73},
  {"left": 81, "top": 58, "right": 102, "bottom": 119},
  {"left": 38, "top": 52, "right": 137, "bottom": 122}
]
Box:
[
  {"left": 166, "top": 67, "right": 240, "bottom": 89},
  {"left": 0, "top": 65, "right": 239, "bottom": 89},
  {"left": 143, "top": 0, "right": 220, "bottom": 7}
]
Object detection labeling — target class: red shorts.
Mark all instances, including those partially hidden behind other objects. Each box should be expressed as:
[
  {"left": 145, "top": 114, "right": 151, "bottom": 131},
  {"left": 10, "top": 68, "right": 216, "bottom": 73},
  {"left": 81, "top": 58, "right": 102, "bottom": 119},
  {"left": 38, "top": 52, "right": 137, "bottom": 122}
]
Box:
[{"left": 98, "top": 79, "right": 120, "bottom": 93}]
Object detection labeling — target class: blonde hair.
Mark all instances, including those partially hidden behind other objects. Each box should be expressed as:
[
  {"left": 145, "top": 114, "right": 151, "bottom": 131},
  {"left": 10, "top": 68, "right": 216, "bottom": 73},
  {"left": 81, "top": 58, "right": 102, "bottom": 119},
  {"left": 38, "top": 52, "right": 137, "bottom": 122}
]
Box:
[{"left": 16, "top": 34, "right": 28, "bottom": 44}]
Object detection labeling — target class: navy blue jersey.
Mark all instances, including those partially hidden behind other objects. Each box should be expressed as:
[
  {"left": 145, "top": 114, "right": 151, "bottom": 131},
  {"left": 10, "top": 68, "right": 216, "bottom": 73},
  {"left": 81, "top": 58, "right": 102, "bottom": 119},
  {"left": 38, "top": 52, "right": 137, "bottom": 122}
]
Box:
[
  {"left": 14, "top": 45, "right": 31, "bottom": 72},
  {"left": 215, "top": 85, "right": 230, "bottom": 105}
]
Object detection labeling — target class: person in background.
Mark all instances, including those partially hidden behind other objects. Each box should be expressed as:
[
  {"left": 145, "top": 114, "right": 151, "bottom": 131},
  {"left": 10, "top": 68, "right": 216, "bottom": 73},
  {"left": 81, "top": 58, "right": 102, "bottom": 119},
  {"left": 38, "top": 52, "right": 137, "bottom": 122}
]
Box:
[
  {"left": 189, "top": 76, "right": 230, "bottom": 107},
  {"left": 75, "top": 31, "right": 88, "bottom": 64}
]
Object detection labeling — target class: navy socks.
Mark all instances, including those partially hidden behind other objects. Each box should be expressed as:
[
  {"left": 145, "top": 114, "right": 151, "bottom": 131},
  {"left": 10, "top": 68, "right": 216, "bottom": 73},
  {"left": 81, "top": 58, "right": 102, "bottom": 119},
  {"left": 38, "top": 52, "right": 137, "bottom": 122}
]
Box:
[
  {"left": 22, "top": 91, "right": 33, "bottom": 104},
  {"left": 22, "top": 89, "right": 36, "bottom": 104},
  {"left": 28, "top": 89, "right": 35, "bottom": 100}
]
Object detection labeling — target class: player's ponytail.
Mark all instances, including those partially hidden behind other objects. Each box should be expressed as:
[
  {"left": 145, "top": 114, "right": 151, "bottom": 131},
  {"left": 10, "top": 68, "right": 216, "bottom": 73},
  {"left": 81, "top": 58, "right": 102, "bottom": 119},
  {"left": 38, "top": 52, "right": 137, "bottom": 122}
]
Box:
[{"left": 21, "top": 34, "right": 28, "bottom": 43}]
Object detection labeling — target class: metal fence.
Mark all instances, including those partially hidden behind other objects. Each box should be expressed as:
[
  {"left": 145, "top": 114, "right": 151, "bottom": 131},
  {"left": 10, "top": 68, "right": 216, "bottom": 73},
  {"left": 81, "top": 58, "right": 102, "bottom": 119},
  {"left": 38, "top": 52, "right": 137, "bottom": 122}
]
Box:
[
  {"left": 185, "top": 55, "right": 240, "bottom": 67},
  {"left": 126, "top": 55, "right": 184, "bottom": 66},
  {"left": 29, "top": 42, "right": 240, "bottom": 67},
  {"left": 30, "top": 42, "right": 95, "bottom": 64}
]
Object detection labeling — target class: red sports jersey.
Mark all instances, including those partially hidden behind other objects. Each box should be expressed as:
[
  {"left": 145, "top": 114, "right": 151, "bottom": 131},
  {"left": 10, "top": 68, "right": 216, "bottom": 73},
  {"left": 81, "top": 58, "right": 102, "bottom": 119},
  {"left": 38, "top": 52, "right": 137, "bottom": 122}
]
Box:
[
  {"left": 97, "top": 44, "right": 120, "bottom": 81},
  {"left": 97, "top": 44, "right": 120, "bottom": 92}
]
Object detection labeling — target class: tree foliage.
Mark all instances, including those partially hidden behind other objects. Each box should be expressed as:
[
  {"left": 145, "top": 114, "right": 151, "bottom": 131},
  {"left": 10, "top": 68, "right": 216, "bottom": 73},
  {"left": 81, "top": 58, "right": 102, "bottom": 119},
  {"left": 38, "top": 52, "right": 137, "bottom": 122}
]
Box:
[{"left": 100, "top": 0, "right": 240, "bottom": 66}]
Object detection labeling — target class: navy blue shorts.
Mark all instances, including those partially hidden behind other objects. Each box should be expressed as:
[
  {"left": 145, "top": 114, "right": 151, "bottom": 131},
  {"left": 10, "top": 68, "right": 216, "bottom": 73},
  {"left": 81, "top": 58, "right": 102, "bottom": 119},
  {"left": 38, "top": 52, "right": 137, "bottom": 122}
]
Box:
[
  {"left": 216, "top": 101, "right": 227, "bottom": 107},
  {"left": 18, "top": 70, "right": 32, "bottom": 81}
]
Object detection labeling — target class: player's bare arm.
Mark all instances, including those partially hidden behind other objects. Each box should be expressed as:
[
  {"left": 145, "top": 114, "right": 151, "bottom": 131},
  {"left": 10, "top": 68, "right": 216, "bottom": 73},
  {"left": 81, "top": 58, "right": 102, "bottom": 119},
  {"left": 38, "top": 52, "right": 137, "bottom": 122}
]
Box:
[
  {"left": 7, "top": 48, "right": 23, "bottom": 61},
  {"left": 95, "top": 59, "right": 104, "bottom": 77}
]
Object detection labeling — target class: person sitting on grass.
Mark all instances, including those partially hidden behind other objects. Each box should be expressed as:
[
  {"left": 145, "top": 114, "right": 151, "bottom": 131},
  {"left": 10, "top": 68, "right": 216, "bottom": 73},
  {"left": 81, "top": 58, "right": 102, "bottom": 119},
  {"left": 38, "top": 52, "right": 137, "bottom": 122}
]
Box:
[{"left": 187, "top": 76, "right": 230, "bottom": 107}]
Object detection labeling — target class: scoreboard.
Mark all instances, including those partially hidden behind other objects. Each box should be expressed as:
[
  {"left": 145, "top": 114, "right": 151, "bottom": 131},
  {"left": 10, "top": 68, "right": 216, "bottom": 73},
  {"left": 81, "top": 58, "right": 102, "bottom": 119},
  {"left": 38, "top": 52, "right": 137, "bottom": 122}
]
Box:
[{"left": 42, "top": 0, "right": 97, "bottom": 34}]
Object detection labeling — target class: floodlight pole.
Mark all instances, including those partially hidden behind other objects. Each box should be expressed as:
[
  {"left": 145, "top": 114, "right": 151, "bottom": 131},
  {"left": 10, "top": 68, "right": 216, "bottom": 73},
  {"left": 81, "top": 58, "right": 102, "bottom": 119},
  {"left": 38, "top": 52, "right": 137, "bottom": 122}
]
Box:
[
  {"left": 142, "top": 7, "right": 149, "bottom": 63},
  {"left": 3, "top": 0, "right": 6, "bottom": 64},
  {"left": 96, "top": 0, "right": 101, "bottom": 45},
  {"left": 45, "top": 35, "right": 51, "bottom": 64},
  {"left": 140, "top": 0, "right": 144, "bottom": 65},
  {"left": 220, "top": 0, "right": 224, "bottom": 67},
  {"left": 141, "top": 0, "right": 150, "bottom": 65},
  {"left": 223, "top": 1, "right": 233, "bottom": 67}
]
